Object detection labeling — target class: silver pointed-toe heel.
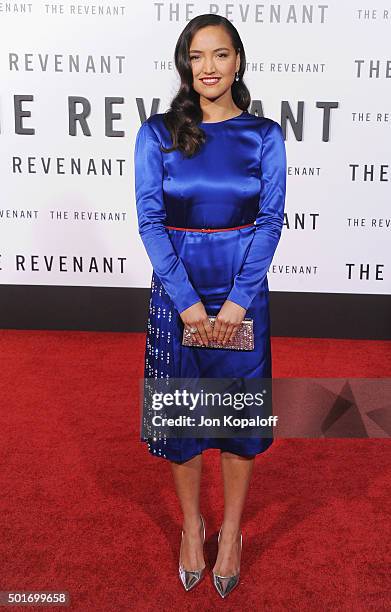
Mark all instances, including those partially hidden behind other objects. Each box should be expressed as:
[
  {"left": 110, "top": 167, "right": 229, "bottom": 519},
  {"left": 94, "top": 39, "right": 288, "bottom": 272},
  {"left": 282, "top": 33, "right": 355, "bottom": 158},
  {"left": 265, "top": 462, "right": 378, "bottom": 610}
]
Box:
[
  {"left": 178, "top": 514, "right": 206, "bottom": 592},
  {"left": 213, "top": 527, "right": 243, "bottom": 599}
]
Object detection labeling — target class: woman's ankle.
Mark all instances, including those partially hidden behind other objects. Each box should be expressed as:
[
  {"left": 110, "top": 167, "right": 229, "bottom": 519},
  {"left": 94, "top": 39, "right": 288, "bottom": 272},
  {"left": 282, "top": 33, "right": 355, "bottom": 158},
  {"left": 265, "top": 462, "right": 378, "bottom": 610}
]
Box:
[
  {"left": 219, "top": 522, "right": 241, "bottom": 539},
  {"left": 182, "top": 513, "right": 202, "bottom": 534}
]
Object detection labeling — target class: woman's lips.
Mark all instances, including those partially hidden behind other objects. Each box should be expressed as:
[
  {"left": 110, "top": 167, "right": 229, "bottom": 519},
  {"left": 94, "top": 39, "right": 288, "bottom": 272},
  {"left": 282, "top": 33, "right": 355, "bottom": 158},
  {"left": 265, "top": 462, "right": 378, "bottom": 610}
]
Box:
[{"left": 200, "top": 77, "right": 221, "bottom": 86}]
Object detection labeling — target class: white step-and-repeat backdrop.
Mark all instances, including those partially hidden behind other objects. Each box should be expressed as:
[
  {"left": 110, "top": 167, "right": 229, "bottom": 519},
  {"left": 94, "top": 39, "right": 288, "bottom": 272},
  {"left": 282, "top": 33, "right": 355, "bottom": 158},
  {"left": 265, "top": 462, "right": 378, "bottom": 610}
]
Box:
[{"left": 0, "top": 2, "right": 390, "bottom": 295}]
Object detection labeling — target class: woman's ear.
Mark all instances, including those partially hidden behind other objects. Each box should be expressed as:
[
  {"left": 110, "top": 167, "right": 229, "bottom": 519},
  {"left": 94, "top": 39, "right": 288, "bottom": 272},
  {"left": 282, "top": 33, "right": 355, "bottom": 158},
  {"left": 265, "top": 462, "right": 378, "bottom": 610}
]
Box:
[{"left": 236, "top": 48, "right": 241, "bottom": 72}]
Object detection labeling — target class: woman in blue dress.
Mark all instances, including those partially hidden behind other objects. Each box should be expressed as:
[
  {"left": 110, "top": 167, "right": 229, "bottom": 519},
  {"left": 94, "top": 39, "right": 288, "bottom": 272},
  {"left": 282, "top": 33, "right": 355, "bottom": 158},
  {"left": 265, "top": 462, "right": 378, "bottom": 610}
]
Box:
[{"left": 134, "top": 14, "right": 286, "bottom": 598}]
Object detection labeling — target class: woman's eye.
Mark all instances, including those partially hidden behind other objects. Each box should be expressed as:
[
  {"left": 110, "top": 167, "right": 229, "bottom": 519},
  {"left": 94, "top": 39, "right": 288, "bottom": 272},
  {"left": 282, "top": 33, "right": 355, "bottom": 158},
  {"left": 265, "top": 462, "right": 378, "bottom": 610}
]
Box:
[{"left": 190, "top": 53, "right": 228, "bottom": 61}]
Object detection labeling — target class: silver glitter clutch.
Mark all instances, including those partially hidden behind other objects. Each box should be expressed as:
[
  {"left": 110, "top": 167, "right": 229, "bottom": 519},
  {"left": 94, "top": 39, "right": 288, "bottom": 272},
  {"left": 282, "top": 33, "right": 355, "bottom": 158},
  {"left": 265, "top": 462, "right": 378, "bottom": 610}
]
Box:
[{"left": 182, "top": 316, "right": 254, "bottom": 350}]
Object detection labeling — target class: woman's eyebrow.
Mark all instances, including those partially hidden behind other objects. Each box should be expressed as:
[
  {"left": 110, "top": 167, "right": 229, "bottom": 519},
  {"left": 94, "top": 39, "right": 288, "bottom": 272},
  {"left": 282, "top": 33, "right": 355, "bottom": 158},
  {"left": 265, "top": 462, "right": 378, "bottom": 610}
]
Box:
[{"left": 189, "top": 47, "right": 230, "bottom": 53}]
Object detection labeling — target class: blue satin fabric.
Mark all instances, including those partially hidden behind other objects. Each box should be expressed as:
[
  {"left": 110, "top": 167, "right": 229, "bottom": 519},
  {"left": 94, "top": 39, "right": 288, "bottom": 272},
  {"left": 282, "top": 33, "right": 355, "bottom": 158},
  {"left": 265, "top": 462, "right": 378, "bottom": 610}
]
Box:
[{"left": 134, "top": 110, "right": 287, "bottom": 462}]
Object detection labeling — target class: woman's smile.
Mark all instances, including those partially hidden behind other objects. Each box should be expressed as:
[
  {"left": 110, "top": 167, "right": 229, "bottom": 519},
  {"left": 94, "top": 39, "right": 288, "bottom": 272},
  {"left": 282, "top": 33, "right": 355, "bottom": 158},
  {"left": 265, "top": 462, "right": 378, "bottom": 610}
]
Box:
[{"left": 200, "top": 77, "right": 221, "bottom": 86}]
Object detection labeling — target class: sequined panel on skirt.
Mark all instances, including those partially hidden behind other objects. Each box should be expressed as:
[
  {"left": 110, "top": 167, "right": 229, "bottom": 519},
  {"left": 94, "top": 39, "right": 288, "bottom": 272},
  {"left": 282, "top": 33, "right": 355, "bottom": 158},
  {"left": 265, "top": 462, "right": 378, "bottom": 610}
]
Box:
[{"left": 142, "top": 271, "right": 182, "bottom": 459}]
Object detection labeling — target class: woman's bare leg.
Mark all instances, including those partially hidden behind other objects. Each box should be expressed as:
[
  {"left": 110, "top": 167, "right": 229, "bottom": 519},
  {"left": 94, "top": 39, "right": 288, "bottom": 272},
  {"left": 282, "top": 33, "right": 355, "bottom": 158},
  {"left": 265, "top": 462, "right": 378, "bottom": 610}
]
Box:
[
  {"left": 170, "top": 453, "right": 205, "bottom": 571},
  {"left": 212, "top": 451, "right": 255, "bottom": 575}
]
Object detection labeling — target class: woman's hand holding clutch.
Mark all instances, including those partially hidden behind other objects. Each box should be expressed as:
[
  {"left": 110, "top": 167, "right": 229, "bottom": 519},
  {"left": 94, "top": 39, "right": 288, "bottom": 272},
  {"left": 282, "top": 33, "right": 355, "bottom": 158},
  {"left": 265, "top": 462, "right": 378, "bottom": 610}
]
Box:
[
  {"left": 180, "top": 300, "right": 253, "bottom": 350},
  {"left": 213, "top": 301, "right": 247, "bottom": 346},
  {"left": 180, "top": 301, "right": 213, "bottom": 347}
]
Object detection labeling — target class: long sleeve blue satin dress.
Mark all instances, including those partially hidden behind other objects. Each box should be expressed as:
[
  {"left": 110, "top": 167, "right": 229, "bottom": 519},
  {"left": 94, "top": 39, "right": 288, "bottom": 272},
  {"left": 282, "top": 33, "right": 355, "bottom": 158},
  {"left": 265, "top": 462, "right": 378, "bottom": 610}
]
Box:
[{"left": 134, "top": 109, "right": 287, "bottom": 462}]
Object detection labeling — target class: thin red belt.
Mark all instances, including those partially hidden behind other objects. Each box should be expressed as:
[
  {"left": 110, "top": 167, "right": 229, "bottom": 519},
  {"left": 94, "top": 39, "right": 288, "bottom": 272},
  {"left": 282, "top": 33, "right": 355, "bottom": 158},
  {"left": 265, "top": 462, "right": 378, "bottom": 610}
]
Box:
[{"left": 164, "top": 222, "right": 254, "bottom": 233}]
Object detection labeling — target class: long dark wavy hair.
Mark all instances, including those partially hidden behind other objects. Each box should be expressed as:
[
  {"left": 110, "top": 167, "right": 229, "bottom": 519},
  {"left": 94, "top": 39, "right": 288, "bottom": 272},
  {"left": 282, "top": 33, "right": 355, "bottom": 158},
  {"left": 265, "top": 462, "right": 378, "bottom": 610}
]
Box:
[{"left": 160, "top": 14, "right": 251, "bottom": 158}]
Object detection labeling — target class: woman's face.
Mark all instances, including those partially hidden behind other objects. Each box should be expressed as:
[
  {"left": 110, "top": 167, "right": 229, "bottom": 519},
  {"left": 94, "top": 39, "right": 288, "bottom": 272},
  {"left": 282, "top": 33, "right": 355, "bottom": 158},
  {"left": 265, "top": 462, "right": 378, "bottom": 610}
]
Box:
[{"left": 189, "top": 25, "right": 240, "bottom": 103}]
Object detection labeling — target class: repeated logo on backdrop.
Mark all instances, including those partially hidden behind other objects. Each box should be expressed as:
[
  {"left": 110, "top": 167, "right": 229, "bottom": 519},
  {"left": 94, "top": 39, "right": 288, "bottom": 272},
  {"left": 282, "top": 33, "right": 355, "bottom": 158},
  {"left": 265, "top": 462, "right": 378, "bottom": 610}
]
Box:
[{"left": 0, "top": 2, "right": 389, "bottom": 293}]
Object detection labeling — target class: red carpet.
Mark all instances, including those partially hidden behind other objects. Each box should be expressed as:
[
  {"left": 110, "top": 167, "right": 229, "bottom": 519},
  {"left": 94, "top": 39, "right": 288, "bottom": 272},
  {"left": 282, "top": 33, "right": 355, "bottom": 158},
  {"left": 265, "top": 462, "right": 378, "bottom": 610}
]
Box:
[{"left": 0, "top": 330, "right": 390, "bottom": 611}]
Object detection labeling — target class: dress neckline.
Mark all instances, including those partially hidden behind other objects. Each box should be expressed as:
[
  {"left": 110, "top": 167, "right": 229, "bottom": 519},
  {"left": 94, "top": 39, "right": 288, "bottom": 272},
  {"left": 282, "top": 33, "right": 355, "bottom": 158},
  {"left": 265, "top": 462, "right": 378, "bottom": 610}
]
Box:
[{"left": 200, "top": 110, "right": 247, "bottom": 125}]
